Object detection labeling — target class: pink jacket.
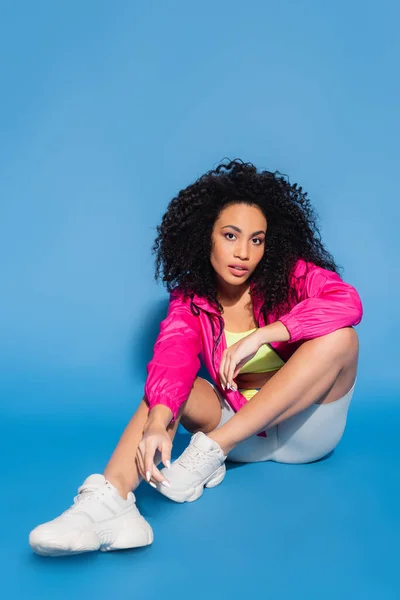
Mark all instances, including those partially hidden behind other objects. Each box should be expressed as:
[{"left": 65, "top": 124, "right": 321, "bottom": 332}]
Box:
[{"left": 145, "top": 259, "right": 363, "bottom": 424}]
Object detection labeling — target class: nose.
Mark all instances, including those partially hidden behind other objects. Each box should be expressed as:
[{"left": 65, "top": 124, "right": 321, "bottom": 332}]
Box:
[{"left": 234, "top": 240, "right": 250, "bottom": 261}]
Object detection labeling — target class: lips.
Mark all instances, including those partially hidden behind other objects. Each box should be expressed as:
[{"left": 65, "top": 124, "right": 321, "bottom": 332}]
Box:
[{"left": 228, "top": 264, "right": 248, "bottom": 271}]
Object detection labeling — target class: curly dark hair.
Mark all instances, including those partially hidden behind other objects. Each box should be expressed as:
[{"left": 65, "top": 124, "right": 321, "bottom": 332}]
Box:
[{"left": 151, "top": 159, "right": 341, "bottom": 318}]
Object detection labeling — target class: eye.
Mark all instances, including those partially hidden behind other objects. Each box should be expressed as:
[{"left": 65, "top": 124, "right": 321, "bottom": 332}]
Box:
[{"left": 224, "top": 233, "right": 264, "bottom": 245}]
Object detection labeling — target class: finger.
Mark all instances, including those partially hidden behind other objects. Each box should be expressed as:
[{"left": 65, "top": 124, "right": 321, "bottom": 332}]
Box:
[
  {"left": 219, "top": 352, "right": 227, "bottom": 388},
  {"left": 151, "top": 462, "right": 171, "bottom": 487},
  {"left": 139, "top": 442, "right": 166, "bottom": 486},
  {"left": 136, "top": 452, "right": 157, "bottom": 487},
  {"left": 144, "top": 444, "right": 170, "bottom": 486},
  {"left": 153, "top": 448, "right": 162, "bottom": 468},
  {"left": 160, "top": 441, "right": 172, "bottom": 469},
  {"left": 144, "top": 442, "right": 158, "bottom": 482},
  {"left": 233, "top": 364, "right": 241, "bottom": 379},
  {"left": 226, "top": 356, "right": 241, "bottom": 390},
  {"left": 221, "top": 352, "right": 232, "bottom": 389},
  {"left": 223, "top": 355, "right": 234, "bottom": 389},
  {"left": 135, "top": 451, "right": 145, "bottom": 479},
  {"left": 137, "top": 445, "right": 145, "bottom": 473},
  {"left": 138, "top": 444, "right": 149, "bottom": 474},
  {"left": 137, "top": 443, "right": 159, "bottom": 488},
  {"left": 233, "top": 357, "right": 247, "bottom": 380},
  {"left": 227, "top": 357, "right": 238, "bottom": 389}
]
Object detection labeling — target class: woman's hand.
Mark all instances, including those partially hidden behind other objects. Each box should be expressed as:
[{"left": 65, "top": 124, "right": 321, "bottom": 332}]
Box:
[
  {"left": 136, "top": 420, "right": 172, "bottom": 489},
  {"left": 219, "top": 329, "right": 264, "bottom": 391}
]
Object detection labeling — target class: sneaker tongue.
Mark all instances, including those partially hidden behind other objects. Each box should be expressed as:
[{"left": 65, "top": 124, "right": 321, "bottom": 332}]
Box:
[
  {"left": 192, "top": 432, "right": 221, "bottom": 454},
  {"left": 81, "top": 474, "right": 106, "bottom": 488}
]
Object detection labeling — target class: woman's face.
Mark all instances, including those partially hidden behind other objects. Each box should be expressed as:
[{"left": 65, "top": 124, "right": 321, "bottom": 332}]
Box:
[{"left": 210, "top": 203, "right": 267, "bottom": 295}]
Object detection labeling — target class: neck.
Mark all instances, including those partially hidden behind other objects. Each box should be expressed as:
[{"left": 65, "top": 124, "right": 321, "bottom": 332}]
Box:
[{"left": 216, "top": 280, "right": 251, "bottom": 306}]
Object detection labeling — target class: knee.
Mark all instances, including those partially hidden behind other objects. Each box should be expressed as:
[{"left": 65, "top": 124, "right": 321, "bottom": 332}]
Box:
[
  {"left": 332, "top": 327, "right": 359, "bottom": 361},
  {"left": 192, "top": 376, "right": 206, "bottom": 389},
  {"left": 180, "top": 377, "right": 222, "bottom": 434},
  {"left": 304, "top": 327, "right": 359, "bottom": 362}
]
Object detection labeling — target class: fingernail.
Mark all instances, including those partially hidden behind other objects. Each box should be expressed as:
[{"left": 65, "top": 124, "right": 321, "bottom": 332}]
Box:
[
  {"left": 149, "top": 481, "right": 157, "bottom": 489},
  {"left": 166, "top": 460, "right": 171, "bottom": 469},
  {"left": 162, "top": 480, "right": 171, "bottom": 488},
  {"left": 146, "top": 471, "right": 151, "bottom": 482}
]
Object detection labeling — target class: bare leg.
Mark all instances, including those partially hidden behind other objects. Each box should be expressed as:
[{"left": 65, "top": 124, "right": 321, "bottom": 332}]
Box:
[
  {"left": 103, "top": 377, "right": 222, "bottom": 498},
  {"left": 209, "top": 327, "right": 359, "bottom": 454}
]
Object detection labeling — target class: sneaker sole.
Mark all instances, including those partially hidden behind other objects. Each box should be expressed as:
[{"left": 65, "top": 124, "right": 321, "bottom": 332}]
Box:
[
  {"left": 100, "top": 519, "right": 154, "bottom": 552},
  {"left": 158, "top": 464, "right": 226, "bottom": 503},
  {"left": 30, "top": 516, "right": 154, "bottom": 556}
]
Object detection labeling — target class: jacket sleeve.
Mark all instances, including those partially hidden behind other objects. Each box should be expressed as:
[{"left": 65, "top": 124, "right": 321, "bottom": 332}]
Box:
[
  {"left": 278, "top": 262, "right": 363, "bottom": 343},
  {"left": 144, "top": 292, "right": 202, "bottom": 422}
]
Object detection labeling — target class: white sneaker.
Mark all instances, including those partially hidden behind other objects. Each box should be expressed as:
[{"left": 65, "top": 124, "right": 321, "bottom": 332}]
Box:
[
  {"left": 157, "top": 432, "right": 226, "bottom": 503},
  {"left": 29, "top": 474, "right": 154, "bottom": 556}
]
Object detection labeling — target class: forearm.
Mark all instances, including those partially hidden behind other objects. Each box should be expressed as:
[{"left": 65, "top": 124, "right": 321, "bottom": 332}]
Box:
[
  {"left": 147, "top": 404, "right": 174, "bottom": 429},
  {"left": 257, "top": 320, "right": 291, "bottom": 345}
]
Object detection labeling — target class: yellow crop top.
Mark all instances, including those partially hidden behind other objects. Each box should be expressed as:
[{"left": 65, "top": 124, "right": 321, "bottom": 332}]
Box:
[{"left": 224, "top": 328, "right": 284, "bottom": 374}]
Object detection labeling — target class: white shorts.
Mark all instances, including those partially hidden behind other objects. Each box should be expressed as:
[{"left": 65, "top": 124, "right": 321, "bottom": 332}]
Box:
[{"left": 204, "top": 378, "right": 356, "bottom": 464}]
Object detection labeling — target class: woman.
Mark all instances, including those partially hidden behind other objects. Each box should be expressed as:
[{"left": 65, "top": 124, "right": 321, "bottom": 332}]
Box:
[{"left": 29, "top": 159, "right": 362, "bottom": 556}]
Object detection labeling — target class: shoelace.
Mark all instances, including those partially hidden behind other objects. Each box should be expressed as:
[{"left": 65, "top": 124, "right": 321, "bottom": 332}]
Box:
[
  {"left": 63, "top": 483, "right": 110, "bottom": 515},
  {"left": 178, "top": 444, "right": 219, "bottom": 471}
]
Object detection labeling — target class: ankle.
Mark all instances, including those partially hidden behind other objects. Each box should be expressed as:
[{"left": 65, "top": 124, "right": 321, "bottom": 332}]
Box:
[
  {"left": 103, "top": 472, "right": 132, "bottom": 500},
  {"left": 207, "top": 431, "right": 232, "bottom": 455}
]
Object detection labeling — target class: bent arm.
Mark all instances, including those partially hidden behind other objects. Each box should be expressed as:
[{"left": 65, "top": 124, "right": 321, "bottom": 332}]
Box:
[
  {"left": 277, "top": 263, "right": 363, "bottom": 343},
  {"left": 144, "top": 292, "right": 202, "bottom": 423}
]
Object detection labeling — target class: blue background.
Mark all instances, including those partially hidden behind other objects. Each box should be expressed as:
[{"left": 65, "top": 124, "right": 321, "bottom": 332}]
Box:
[{"left": 1, "top": 1, "right": 399, "bottom": 598}]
